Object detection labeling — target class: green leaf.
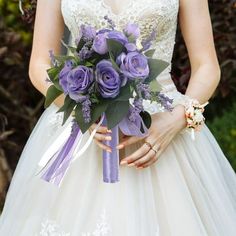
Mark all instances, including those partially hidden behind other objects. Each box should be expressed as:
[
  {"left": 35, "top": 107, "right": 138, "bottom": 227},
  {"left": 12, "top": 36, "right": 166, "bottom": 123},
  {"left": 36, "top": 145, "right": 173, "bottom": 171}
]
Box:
[
  {"left": 56, "top": 95, "right": 76, "bottom": 125},
  {"left": 145, "top": 59, "right": 169, "bottom": 83},
  {"left": 76, "top": 38, "right": 86, "bottom": 53},
  {"left": 105, "top": 100, "right": 130, "bottom": 129},
  {"left": 144, "top": 49, "right": 156, "bottom": 58},
  {"left": 139, "top": 111, "right": 152, "bottom": 129},
  {"left": 110, "top": 56, "right": 121, "bottom": 72},
  {"left": 56, "top": 95, "right": 72, "bottom": 113},
  {"left": 44, "top": 85, "right": 63, "bottom": 108},
  {"left": 149, "top": 79, "right": 161, "bottom": 93},
  {"left": 74, "top": 100, "right": 109, "bottom": 133},
  {"left": 47, "top": 67, "right": 60, "bottom": 82},
  {"left": 107, "top": 38, "right": 126, "bottom": 59},
  {"left": 61, "top": 39, "right": 78, "bottom": 54},
  {"left": 115, "top": 83, "right": 133, "bottom": 101}
]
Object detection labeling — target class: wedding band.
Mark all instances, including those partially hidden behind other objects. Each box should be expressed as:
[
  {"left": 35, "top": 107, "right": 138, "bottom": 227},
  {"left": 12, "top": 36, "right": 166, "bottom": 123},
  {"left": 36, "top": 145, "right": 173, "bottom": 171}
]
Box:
[
  {"left": 151, "top": 147, "right": 158, "bottom": 154},
  {"left": 144, "top": 141, "right": 153, "bottom": 149}
]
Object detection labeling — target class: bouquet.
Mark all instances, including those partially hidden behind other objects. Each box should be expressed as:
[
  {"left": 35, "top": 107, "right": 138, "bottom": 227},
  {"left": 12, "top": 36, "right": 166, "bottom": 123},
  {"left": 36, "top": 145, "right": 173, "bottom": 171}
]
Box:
[{"left": 36, "top": 17, "right": 172, "bottom": 186}]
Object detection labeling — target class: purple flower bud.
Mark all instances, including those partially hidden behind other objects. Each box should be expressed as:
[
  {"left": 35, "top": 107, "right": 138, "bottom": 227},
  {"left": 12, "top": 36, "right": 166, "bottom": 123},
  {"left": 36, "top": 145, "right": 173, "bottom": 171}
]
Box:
[
  {"left": 80, "top": 24, "right": 96, "bottom": 40},
  {"left": 92, "top": 32, "right": 109, "bottom": 55},
  {"left": 59, "top": 60, "right": 74, "bottom": 94},
  {"left": 96, "top": 60, "right": 121, "bottom": 98},
  {"left": 124, "top": 23, "right": 140, "bottom": 40},
  {"left": 125, "top": 43, "right": 137, "bottom": 52}
]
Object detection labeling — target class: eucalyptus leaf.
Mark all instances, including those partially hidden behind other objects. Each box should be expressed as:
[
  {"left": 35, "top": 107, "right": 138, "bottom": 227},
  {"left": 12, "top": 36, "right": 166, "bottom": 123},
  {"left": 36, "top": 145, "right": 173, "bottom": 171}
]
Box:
[
  {"left": 105, "top": 100, "right": 130, "bottom": 129},
  {"left": 44, "top": 85, "right": 63, "bottom": 108}
]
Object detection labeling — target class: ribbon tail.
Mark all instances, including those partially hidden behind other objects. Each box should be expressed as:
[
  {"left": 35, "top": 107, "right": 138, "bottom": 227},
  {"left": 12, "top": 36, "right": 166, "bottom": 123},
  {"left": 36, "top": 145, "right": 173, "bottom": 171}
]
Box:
[{"left": 38, "top": 120, "right": 82, "bottom": 187}]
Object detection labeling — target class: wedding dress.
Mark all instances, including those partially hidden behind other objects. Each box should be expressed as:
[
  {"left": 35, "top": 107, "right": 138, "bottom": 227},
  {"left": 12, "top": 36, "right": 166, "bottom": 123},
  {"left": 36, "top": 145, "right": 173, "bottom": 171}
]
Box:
[{"left": 0, "top": 0, "right": 236, "bottom": 235}]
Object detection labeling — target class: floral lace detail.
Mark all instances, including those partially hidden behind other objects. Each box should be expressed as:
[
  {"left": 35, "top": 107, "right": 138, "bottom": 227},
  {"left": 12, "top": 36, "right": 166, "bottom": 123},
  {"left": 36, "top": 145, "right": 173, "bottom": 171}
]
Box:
[
  {"left": 37, "top": 219, "right": 70, "bottom": 236},
  {"left": 61, "top": 0, "right": 178, "bottom": 63},
  {"left": 81, "top": 209, "right": 112, "bottom": 236}
]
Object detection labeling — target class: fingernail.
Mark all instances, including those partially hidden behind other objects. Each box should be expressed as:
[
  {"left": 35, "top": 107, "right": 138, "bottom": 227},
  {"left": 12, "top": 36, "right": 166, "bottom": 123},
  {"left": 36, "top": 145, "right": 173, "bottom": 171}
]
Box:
[
  {"left": 127, "top": 163, "right": 135, "bottom": 167},
  {"left": 120, "top": 160, "right": 127, "bottom": 165},
  {"left": 116, "top": 144, "right": 124, "bottom": 149},
  {"left": 136, "top": 166, "right": 143, "bottom": 169},
  {"left": 105, "top": 136, "right": 112, "bottom": 141},
  {"left": 106, "top": 149, "right": 112, "bottom": 153},
  {"left": 107, "top": 129, "right": 112, "bottom": 133}
]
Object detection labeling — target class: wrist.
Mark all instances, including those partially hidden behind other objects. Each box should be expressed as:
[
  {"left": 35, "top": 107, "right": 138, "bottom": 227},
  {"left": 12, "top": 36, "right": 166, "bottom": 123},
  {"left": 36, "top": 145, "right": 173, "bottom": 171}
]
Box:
[{"left": 170, "top": 104, "right": 187, "bottom": 130}]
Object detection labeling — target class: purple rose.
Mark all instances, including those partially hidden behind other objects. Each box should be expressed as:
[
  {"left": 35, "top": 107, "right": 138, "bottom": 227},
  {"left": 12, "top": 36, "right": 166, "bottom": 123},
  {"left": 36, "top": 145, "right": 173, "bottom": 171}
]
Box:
[
  {"left": 66, "top": 66, "right": 94, "bottom": 102},
  {"left": 59, "top": 60, "right": 74, "bottom": 94},
  {"left": 117, "top": 52, "right": 149, "bottom": 80},
  {"left": 124, "top": 23, "right": 140, "bottom": 40},
  {"left": 96, "top": 60, "right": 121, "bottom": 98}
]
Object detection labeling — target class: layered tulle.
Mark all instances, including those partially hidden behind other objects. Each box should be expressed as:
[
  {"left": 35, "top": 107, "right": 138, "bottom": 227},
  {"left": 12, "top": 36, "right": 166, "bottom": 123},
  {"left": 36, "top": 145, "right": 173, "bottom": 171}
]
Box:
[{"left": 0, "top": 103, "right": 235, "bottom": 236}]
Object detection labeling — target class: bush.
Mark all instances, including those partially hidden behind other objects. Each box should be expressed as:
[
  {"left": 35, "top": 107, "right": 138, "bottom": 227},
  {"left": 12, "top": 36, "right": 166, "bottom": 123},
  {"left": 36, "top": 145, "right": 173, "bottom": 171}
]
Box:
[{"left": 207, "top": 102, "right": 236, "bottom": 170}]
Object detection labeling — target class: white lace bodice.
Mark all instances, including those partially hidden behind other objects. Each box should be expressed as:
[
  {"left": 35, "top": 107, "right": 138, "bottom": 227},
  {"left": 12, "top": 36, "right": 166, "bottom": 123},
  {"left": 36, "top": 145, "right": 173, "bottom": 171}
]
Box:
[{"left": 61, "top": 0, "right": 180, "bottom": 94}]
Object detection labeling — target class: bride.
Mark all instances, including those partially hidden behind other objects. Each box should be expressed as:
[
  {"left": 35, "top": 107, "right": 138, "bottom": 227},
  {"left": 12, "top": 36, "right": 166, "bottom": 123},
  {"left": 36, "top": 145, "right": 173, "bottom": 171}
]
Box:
[{"left": 0, "top": 0, "right": 236, "bottom": 235}]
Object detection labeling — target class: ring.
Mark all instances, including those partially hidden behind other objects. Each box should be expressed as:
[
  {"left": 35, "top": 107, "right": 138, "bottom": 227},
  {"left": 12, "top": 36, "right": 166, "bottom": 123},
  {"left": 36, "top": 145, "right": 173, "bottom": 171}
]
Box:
[{"left": 144, "top": 141, "right": 153, "bottom": 149}]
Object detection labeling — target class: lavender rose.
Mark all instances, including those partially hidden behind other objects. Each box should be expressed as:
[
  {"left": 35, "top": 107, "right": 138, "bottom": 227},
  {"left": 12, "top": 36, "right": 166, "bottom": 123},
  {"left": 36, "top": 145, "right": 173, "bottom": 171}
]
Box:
[
  {"left": 59, "top": 60, "right": 74, "bottom": 94},
  {"left": 96, "top": 60, "right": 121, "bottom": 98},
  {"left": 66, "top": 65, "right": 94, "bottom": 102},
  {"left": 124, "top": 23, "right": 140, "bottom": 40},
  {"left": 117, "top": 52, "right": 149, "bottom": 80}
]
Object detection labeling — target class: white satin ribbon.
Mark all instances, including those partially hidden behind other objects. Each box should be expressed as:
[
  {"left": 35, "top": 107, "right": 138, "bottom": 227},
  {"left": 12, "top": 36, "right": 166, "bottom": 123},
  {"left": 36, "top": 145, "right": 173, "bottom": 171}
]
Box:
[{"left": 37, "top": 114, "right": 105, "bottom": 170}]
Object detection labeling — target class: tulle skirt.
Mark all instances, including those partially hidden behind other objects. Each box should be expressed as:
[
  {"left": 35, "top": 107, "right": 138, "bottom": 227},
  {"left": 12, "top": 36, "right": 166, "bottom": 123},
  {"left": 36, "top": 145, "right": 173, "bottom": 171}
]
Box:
[{"left": 0, "top": 102, "right": 235, "bottom": 236}]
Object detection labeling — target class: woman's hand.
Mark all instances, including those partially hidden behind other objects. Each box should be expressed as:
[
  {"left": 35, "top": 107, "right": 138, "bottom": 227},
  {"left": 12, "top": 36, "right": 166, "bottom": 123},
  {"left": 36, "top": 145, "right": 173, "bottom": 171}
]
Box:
[
  {"left": 118, "top": 105, "right": 187, "bottom": 169},
  {"left": 88, "top": 124, "right": 113, "bottom": 153}
]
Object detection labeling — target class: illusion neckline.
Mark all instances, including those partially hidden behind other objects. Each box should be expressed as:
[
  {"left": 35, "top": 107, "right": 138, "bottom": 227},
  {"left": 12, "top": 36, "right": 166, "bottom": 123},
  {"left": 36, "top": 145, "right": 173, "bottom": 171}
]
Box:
[{"left": 101, "top": 0, "right": 135, "bottom": 17}]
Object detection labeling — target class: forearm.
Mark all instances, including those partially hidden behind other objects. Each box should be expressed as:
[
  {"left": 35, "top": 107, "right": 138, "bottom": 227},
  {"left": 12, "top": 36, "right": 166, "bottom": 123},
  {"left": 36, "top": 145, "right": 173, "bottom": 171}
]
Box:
[
  {"left": 184, "top": 63, "right": 221, "bottom": 104},
  {"left": 29, "top": 61, "right": 65, "bottom": 108}
]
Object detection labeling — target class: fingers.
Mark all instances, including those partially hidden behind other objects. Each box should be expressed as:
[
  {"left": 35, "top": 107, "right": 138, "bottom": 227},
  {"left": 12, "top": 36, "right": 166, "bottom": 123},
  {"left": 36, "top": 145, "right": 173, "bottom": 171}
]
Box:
[
  {"left": 120, "top": 142, "right": 151, "bottom": 165},
  {"left": 117, "top": 135, "right": 144, "bottom": 149},
  {"left": 133, "top": 148, "right": 157, "bottom": 167},
  {"left": 90, "top": 124, "right": 112, "bottom": 134},
  {"left": 89, "top": 123, "right": 112, "bottom": 152},
  {"left": 94, "top": 139, "right": 112, "bottom": 153}
]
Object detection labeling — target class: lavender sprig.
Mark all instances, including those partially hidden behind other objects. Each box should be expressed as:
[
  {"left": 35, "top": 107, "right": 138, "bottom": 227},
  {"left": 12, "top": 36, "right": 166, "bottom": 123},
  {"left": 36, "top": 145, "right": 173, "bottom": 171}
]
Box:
[{"left": 104, "top": 15, "right": 116, "bottom": 29}]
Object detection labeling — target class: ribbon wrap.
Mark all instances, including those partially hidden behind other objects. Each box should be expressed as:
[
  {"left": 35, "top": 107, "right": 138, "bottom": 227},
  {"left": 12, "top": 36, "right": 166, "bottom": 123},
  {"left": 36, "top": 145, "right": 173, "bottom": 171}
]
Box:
[{"left": 102, "top": 113, "right": 149, "bottom": 183}]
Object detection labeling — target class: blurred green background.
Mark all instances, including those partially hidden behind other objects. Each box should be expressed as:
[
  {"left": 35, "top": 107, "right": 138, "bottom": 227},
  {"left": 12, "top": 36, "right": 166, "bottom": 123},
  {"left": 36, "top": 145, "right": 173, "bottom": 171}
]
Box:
[{"left": 0, "top": 0, "right": 235, "bottom": 208}]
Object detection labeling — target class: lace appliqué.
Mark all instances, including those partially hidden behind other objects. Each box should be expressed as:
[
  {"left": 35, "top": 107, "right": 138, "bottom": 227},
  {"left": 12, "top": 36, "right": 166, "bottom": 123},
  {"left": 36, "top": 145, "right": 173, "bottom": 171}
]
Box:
[
  {"left": 81, "top": 209, "right": 112, "bottom": 236},
  {"left": 37, "top": 219, "right": 70, "bottom": 236}
]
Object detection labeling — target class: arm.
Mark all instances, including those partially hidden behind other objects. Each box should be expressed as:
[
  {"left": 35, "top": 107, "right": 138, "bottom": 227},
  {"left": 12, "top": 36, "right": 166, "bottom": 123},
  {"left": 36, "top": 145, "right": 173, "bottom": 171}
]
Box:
[
  {"left": 179, "top": 0, "right": 221, "bottom": 104},
  {"left": 118, "top": 0, "right": 220, "bottom": 168},
  {"left": 29, "top": 0, "right": 65, "bottom": 108}
]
